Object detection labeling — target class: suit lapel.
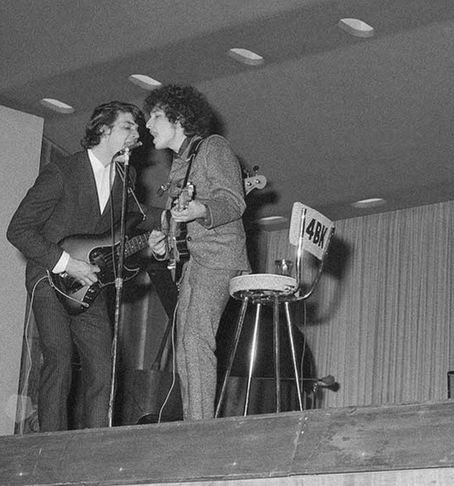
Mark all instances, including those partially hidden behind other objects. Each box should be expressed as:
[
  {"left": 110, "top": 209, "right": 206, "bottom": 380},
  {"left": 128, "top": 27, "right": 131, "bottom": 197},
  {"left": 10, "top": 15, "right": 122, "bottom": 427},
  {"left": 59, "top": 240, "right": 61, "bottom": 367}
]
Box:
[
  {"left": 78, "top": 151, "right": 103, "bottom": 220},
  {"left": 99, "top": 174, "right": 121, "bottom": 223}
]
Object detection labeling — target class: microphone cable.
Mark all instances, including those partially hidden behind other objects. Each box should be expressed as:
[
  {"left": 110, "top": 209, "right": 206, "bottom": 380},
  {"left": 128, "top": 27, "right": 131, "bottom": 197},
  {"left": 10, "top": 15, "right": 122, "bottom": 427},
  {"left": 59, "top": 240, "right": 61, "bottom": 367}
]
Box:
[
  {"left": 157, "top": 300, "right": 179, "bottom": 424},
  {"left": 16, "top": 275, "right": 48, "bottom": 433}
]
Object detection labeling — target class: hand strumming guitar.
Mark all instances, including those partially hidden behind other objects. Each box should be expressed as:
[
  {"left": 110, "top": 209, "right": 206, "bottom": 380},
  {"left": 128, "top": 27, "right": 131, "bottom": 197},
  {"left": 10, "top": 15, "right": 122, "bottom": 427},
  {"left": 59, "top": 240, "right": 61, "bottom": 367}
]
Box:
[
  {"left": 170, "top": 199, "right": 209, "bottom": 224},
  {"left": 65, "top": 256, "right": 100, "bottom": 286},
  {"left": 148, "top": 229, "right": 167, "bottom": 257}
]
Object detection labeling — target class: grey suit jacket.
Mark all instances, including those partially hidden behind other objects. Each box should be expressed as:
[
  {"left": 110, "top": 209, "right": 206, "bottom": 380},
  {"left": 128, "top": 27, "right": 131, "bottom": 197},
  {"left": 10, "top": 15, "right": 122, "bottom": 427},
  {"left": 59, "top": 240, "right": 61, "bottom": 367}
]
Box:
[{"left": 168, "top": 135, "right": 250, "bottom": 272}]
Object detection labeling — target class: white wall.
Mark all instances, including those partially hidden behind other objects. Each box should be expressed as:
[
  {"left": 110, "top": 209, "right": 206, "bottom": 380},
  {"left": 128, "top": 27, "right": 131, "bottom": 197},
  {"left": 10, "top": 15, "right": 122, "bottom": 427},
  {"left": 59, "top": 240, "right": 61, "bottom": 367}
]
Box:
[{"left": 0, "top": 105, "right": 43, "bottom": 436}]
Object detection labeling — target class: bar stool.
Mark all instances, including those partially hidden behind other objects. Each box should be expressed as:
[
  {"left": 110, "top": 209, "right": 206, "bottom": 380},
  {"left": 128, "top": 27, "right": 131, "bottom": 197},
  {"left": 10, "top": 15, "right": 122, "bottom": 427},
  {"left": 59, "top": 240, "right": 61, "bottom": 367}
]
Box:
[{"left": 215, "top": 202, "right": 335, "bottom": 417}]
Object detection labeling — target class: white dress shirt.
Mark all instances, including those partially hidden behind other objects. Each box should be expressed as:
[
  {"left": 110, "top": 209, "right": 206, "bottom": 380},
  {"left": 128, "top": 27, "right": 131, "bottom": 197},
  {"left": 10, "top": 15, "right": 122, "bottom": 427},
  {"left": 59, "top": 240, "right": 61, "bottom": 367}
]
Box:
[{"left": 52, "top": 149, "right": 116, "bottom": 273}]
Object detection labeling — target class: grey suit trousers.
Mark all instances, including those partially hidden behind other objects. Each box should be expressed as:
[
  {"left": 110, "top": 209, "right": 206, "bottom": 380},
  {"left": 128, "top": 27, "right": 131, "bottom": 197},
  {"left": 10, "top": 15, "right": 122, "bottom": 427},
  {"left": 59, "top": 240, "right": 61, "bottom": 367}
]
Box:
[{"left": 176, "top": 259, "right": 238, "bottom": 420}]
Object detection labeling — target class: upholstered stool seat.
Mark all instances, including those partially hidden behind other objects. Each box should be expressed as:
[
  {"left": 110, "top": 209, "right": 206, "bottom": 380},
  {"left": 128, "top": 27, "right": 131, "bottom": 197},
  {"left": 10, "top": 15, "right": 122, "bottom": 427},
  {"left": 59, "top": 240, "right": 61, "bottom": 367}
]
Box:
[
  {"left": 215, "top": 203, "right": 335, "bottom": 418},
  {"left": 229, "top": 273, "right": 297, "bottom": 301}
]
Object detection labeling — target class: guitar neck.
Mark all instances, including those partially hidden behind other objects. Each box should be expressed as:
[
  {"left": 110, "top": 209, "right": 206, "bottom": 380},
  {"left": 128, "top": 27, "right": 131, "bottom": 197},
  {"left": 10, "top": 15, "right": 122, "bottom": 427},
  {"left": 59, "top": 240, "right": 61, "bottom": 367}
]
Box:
[{"left": 124, "top": 232, "right": 151, "bottom": 258}]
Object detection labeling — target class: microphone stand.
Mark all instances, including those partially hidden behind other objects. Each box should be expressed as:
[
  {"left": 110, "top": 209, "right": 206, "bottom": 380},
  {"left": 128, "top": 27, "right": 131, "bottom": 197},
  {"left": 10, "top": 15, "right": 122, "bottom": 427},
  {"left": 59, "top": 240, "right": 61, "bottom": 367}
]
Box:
[{"left": 107, "top": 147, "right": 132, "bottom": 427}]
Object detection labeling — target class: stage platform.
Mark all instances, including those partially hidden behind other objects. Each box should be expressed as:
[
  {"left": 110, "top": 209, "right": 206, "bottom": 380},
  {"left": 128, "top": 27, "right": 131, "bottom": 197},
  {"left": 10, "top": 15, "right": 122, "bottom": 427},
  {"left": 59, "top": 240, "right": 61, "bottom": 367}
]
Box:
[{"left": 1, "top": 399, "right": 454, "bottom": 485}]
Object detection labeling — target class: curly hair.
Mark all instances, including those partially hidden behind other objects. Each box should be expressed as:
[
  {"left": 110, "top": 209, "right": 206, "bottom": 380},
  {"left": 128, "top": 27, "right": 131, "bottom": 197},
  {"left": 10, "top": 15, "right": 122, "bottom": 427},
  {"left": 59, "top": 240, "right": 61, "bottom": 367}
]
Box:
[
  {"left": 80, "top": 101, "right": 144, "bottom": 149},
  {"left": 144, "top": 85, "right": 214, "bottom": 138}
]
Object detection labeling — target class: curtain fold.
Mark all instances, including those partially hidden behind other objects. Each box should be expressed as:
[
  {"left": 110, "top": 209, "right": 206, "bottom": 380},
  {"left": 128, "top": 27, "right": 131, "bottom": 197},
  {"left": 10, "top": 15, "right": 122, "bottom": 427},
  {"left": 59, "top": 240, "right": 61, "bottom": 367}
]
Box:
[{"left": 264, "top": 201, "right": 454, "bottom": 408}]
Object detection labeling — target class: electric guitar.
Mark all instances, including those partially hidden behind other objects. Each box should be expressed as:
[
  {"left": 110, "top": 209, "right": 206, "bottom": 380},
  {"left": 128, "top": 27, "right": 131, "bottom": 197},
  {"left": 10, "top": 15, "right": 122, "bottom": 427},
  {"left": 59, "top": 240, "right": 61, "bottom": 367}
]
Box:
[
  {"left": 161, "top": 173, "right": 267, "bottom": 281},
  {"left": 49, "top": 173, "right": 267, "bottom": 313},
  {"left": 48, "top": 229, "right": 152, "bottom": 315},
  {"left": 243, "top": 173, "right": 266, "bottom": 195},
  {"left": 160, "top": 182, "right": 194, "bottom": 281}
]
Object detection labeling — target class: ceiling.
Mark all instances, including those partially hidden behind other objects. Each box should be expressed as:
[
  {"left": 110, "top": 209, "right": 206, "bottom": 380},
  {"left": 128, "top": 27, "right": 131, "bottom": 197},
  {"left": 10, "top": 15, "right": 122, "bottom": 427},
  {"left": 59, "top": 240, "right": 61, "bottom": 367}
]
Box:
[{"left": 2, "top": 0, "right": 454, "bottom": 224}]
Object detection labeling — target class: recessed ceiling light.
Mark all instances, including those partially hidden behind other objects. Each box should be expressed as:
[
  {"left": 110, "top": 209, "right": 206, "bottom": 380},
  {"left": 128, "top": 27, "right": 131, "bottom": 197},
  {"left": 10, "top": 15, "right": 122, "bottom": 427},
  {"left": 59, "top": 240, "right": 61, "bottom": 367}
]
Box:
[
  {"left": 338, "top": 18, "right": 375, "bottom": 38},
  {"left": 228, "top": 48, "right": 264, "bottom": 66},
  {"left": 40, "top": 98, "right": 75, "bottom": 114},
  {"left": 128, "top": 74, "right": 162, "bottom": 90},
  {"left": 254, "top": 215, "right": 288, "bottom": 225},
  {"left": 351, "top": 198, "right": 386, "bottom": 209}
]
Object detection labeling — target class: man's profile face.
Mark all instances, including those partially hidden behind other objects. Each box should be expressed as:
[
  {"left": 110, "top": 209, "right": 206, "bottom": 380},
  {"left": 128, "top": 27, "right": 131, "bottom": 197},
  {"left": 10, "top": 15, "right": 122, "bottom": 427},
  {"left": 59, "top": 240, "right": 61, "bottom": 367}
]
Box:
[
  {"left": 146, "top": 107, "right": 184, "bottom": 152},
  {"left": 103, "top": 112, "right": 140, "bottom": 155}
]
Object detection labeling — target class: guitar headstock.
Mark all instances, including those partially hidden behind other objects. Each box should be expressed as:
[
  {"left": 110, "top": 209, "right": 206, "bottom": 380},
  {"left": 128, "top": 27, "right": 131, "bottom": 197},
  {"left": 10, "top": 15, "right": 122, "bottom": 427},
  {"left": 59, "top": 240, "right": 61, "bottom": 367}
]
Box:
[{"left": 244, "top": 174, "right": 267, "bottom": 195}]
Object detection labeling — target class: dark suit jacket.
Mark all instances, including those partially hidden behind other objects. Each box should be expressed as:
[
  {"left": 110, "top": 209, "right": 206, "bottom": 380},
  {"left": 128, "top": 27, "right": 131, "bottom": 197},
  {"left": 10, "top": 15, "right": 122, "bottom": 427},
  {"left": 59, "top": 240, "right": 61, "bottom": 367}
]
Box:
[{"left": 7, "top": 150, "right": 159, "bottom": 290}]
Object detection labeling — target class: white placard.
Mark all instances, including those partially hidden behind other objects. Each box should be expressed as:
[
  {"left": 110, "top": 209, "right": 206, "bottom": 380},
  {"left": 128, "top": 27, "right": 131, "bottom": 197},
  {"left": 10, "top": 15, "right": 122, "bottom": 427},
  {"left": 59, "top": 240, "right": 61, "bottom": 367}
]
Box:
[{"left": 289, "top": 202, "right": 334, "bottom": 260}]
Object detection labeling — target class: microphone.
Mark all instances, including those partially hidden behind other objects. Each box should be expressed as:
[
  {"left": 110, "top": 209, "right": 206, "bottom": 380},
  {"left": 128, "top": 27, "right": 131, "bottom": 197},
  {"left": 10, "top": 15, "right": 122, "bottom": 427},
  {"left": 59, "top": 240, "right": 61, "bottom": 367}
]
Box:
[{"left": 116, "top": 141, "right": 143, "bottom": 155}]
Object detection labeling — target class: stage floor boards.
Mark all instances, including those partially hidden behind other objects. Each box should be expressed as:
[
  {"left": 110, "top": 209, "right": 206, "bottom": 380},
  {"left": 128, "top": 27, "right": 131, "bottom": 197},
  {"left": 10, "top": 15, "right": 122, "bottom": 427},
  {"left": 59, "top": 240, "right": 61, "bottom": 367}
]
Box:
[{"left": 1, "top": 399, "right": 454, "bottom": 485}]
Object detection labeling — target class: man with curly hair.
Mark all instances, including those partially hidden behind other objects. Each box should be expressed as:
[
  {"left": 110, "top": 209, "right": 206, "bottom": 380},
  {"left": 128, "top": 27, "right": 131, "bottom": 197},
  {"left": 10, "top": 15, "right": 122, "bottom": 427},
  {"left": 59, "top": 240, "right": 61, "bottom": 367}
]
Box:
[{"left": 145, "top": 85, "right": 250, "bottom": 420}]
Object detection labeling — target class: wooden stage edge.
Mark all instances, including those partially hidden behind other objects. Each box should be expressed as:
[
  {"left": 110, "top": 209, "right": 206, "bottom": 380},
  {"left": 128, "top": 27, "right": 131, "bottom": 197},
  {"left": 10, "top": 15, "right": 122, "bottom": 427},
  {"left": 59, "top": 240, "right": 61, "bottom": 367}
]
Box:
[{"left": 1, "top": 399, "right": 454, "bottom": 486}]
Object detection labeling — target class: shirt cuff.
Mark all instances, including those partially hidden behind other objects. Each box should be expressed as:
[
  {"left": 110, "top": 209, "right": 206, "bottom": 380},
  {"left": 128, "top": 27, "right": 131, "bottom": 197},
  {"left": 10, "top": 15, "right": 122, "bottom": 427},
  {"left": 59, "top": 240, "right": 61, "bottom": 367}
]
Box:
[
  {"left": 52, "top": 251, "right": 70, "bottom": 274},
  {"left": 199, "top": 203, "right": 212, "bottom": 227}
]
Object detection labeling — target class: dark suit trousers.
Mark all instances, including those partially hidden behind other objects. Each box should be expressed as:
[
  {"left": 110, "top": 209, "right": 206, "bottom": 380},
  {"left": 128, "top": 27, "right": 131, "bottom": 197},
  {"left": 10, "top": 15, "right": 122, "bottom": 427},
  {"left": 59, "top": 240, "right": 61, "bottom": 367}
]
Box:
[{"left": 31, "top": 278, "right": 113, "bottom": 431}]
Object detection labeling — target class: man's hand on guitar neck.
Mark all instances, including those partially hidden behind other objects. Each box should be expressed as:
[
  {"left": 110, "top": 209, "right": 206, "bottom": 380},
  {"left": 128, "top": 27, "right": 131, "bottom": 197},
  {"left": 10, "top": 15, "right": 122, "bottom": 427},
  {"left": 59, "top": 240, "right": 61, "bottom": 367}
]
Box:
[
  {"left": 148, "top": 230, "right": 167, "bottom": 258},
  {"left": 64, "top": 257, "right": 100, "bottom": 286},
  {"left": 171, "top": 199, "right": 209, "bottom": 224}
]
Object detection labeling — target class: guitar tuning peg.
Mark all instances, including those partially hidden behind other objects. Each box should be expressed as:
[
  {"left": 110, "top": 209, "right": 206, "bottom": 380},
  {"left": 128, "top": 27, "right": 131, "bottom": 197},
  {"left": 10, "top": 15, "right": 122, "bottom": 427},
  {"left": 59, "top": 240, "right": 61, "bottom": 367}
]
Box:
[
  {"left": 158, "top": 182, "right": 170, "bottom": 196},
  {"left": 252, "top": 165, "right": 259, "bottom": 175}
]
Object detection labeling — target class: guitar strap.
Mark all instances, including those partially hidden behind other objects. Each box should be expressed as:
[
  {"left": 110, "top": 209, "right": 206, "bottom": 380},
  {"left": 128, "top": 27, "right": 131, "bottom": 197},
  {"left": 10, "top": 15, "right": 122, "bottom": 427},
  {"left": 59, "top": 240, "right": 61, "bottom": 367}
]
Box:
[
  {"left": 164, "top": 136, "right": 204, "bottom": 273},
  {"left": 182, "top": 136, "right": 204, "bottom": 188},
  {"left": 158, "top": 136, "right": 205, "bottom": 198}
]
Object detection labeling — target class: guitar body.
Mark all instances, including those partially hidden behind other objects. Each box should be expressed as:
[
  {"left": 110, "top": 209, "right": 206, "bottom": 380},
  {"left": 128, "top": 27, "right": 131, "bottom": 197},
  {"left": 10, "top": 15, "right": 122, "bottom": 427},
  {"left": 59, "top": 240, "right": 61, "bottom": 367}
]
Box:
[
  {"left": 50, "top": 230, "right": 150, "bottom": 315},
  {"left": 163, "top": 214, "right": 190, "bottom": 269},
  {"left": 161, "top": 183, "right": 194, "bottom": 282}
]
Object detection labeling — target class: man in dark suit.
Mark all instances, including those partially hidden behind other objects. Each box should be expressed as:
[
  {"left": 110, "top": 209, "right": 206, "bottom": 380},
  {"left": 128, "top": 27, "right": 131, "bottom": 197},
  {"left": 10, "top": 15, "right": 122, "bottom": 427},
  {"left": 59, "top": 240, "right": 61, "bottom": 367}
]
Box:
[
  {"left": 7, "top": 101, "right": 159, "bottom": 431},
  {"left": 145, "top": 85, "right": 250, "bottom": 420}
]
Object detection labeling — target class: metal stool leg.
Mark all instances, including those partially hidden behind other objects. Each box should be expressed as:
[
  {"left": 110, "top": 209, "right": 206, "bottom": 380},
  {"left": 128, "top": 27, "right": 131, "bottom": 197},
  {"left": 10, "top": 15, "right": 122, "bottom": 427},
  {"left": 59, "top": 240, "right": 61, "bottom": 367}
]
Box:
[
  {"left": 243, "top": 302, "right": 261, "bottom": 416},
  {"left": 284, "top": 301, "right": 303, "bottom": 411},
  {"left": 215, "top": 297, "right": 249, "bottom": 418},
  {"left": 273, "top": 295, "right": 281, "bottom": 413}
]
